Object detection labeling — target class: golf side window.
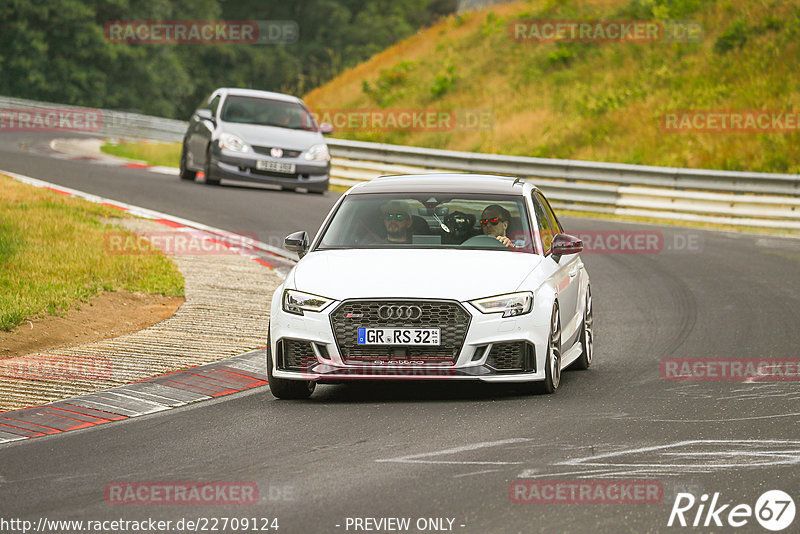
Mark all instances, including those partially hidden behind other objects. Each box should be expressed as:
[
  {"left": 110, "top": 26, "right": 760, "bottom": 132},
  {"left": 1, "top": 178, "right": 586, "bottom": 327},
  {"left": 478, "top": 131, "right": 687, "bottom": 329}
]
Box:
[
  {"left": 531, "top": 192, "right": 555, "bottom": 253},
  {"left": 539, "top": 192, "right": 564, "bottom": 234}
]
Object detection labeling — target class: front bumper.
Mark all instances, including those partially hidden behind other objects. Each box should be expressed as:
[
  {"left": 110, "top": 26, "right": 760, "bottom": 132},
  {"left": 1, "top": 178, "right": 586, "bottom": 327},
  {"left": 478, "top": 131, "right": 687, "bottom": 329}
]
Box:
[
  {"left": 269, "top": 298, "right": 553, "bottom": 383},
  {"left": 211, "top": 148, "right": 330, "bottom": 189}
]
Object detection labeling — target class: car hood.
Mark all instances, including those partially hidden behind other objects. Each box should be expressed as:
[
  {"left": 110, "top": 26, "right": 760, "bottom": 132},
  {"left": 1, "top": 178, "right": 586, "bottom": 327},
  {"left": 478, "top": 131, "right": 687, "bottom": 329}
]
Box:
[
  {"left": 220, "top": 122, "right": 323, "bottom": 150},
  {"left": 291, "top": 249, "right": 543, "bottom": 301}
]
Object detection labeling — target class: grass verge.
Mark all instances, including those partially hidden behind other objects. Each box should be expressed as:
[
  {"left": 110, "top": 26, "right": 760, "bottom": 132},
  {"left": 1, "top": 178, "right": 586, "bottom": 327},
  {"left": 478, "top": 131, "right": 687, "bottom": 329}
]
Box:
[
  {"left": 102, "top": 140, "right": 181, "bottom": 168},
  {"left": 0, "top": 174, "right": 184, "bottom": 331},
  {"left": 305, "top": 0, "right": 800, "bottom": 174}
]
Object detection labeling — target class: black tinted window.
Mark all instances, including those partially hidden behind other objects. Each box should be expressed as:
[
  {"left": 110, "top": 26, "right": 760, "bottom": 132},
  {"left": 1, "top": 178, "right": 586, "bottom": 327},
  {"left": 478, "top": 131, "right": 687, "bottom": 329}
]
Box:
[{"left": 220, "top": 96, "right": 317, "bottom": 130}]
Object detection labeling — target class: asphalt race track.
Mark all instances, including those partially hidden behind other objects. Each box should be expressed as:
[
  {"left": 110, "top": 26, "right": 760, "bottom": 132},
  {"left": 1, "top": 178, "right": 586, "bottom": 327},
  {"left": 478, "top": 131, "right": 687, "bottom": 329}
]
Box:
[{"left": 1, "top": 132, "right": 799, "bottom": 533}]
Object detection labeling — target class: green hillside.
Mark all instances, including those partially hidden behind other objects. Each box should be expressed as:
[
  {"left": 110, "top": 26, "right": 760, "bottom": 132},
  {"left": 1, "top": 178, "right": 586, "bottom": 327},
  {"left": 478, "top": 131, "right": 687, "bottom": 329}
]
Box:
[{"left": 304, "top": 0, "right": 800, "bottom": 173}]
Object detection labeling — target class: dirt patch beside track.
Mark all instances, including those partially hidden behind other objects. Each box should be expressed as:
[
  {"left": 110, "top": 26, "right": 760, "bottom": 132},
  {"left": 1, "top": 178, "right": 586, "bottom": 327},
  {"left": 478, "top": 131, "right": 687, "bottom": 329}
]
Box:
[{"left": 0, "top": 291, "right": 184, "bottom": 359}]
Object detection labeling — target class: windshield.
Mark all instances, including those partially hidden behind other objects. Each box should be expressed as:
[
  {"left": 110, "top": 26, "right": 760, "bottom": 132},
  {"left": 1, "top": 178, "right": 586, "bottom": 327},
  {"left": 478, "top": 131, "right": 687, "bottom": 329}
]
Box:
[
  {"left": 317, "top": 193, "right": 535, "bottom": 252},
  {"left": 219, "top": 95, "right": 318, "bottom": 130}
]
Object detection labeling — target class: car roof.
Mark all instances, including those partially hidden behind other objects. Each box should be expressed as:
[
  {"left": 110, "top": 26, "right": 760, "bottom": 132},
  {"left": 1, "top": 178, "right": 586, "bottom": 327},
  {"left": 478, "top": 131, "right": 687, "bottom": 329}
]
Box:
[
  {"left": 215, "top": 88, "right": 303, "bottom": 104},
  {"left": 347, "top": 173, "right": 532, "bottom": 195}
]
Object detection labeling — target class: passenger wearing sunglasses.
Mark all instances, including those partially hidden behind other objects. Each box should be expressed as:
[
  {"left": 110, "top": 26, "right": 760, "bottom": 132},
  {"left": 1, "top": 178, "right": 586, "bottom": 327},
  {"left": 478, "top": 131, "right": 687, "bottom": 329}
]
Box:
[
  {"left": 381, "top": 200, "right": 414, "bottom": 243},
  {"left": 480, "top": 205, "right": 517, "bottom": 248}
]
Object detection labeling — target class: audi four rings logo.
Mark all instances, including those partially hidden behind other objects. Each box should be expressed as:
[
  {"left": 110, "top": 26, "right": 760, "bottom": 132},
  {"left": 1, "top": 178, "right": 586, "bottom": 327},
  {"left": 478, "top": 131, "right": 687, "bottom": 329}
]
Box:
[{"left": 377, "top": 305, "right": 423, "bottom": 320}]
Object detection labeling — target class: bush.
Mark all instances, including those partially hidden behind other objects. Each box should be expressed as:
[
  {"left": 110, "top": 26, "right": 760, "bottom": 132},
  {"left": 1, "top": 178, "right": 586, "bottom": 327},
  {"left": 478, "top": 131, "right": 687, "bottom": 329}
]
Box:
[
  {"left": 362, "top": 61, "right": 415, "bottom": 106},
  {"left": 430, "top": 65, "right": 457, "bottom": 99},
  {"left": 714, "top": 19, "right": 749, "bottom": 54}
]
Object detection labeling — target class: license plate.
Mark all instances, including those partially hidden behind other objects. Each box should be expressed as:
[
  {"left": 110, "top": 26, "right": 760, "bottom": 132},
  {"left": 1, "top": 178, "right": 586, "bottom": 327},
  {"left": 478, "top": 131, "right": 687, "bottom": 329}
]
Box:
[
  {"left": 256, "top": 160, "right": 295, "bottom": 174},
  {"left": 357, "top": 328, "right": 440, "bottom": 345}
]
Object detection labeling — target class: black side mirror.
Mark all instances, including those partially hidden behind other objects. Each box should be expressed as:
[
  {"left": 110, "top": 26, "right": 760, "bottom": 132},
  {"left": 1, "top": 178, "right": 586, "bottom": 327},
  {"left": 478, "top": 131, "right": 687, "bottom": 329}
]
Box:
[
  {"left": 284, "top": 231, "right": 310, "bottom": 258},
  {"left": 550, "top": 233, "right": 583, "bottom": 261},
  {"left": 195, "top": 108, "right": 215, "bottom": 124}
]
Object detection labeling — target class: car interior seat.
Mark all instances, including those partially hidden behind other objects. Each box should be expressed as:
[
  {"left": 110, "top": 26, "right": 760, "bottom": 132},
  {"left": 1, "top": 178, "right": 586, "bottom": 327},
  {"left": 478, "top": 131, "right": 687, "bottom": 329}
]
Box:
[{"left": 410, "top": 215, "right": 431, "bottom": 235}]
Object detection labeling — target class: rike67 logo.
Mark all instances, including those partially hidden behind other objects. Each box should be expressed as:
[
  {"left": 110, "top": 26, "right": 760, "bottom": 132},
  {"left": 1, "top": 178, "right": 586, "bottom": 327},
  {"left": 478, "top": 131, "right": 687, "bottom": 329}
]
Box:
[{"left": 668, "top": 490, "right": 795, "bottom": 531}]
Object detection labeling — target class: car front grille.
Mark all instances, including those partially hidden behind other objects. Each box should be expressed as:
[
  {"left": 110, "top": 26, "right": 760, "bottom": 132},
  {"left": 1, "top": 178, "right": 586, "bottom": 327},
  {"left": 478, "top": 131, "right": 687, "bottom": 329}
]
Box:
[
  {"left": 252, "top": 146, "right": 301, "bottom": 158},
  {"left": 486, "top": 342, "right": 535, "bottom": 372},
  {"left": 276, "top": 339, "right": 317, "bottom": 370},
  {"left": 251, "top": 168, "right": 298, "bottom": 178},
  {"left": 330, "top": 299, "right": 471, "bottom": 364}
]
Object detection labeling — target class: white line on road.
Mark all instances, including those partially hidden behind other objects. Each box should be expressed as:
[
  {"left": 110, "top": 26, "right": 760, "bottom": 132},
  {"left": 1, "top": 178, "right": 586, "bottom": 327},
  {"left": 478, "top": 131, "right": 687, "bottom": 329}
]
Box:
[
  {"left": 649, "top": 411, "right": 800, "bottom": 422},
  {"left": 452, "top": 469, "right": 500, "bottom": 478},
  {"left": 556, "top": 439, "right": 800, "bottom": 465},
  {"left": 376, "top": 438, "right": 531, "bottom": 465},
  {"left": 516, "top": 440, "right": 800, "bottom": 479}
]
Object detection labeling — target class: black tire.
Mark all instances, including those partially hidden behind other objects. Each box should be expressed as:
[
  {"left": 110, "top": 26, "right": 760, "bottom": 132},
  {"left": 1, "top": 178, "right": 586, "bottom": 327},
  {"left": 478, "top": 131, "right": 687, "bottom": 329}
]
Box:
[
  {"left": 203, "top": 147, "right": 221, "bottom": 186},
  {"left": 572, "top": 287, "right": 593, "bottom": 370},
  {"left": 280, "top": 186, "right": 297, "bottom": 192},
  {"left": 179, "top": 143, "right": 196, "bottom": 181},
  {"left": 266, "top": 331, "right": 316, "bottom": 400},
  {"left": 534, "top": 303, "right": 561, "bottom": 394}
]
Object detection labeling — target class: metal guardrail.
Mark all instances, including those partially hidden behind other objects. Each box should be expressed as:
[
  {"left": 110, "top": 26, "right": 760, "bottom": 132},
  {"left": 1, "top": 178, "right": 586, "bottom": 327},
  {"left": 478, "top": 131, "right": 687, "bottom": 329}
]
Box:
[
  {"left": 0, "top": 95, "right": 187, "bottom": 142},
  {"left": 326, "top": 138, "right": 800, "bottom": 196},
  {"left": 2, "top": 95, "right": 798, "bottom": 229},
  {"left": 326, "top": 139, "right": 800, "bottom": 229}
]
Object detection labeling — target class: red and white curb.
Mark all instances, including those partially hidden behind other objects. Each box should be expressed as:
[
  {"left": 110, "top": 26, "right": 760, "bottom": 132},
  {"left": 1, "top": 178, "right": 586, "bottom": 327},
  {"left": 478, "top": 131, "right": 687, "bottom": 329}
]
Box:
[
  {"left": 0, "top": 349, "right": 269, "bottom": 444},
  {"left": 116, "top": 161, "right": 180, "bottom": 175},
  {"left": 49, "top": 138, "right": 180, "bottom": 176},
  {"left": 0, "top": 170, "right": 296, "bottom": 443}
]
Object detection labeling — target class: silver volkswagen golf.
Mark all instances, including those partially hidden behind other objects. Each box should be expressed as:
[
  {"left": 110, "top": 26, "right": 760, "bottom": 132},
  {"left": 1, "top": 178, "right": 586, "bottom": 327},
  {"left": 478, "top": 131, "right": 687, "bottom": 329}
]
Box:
[{"left": 180, "top": 88, "right": 333, "bottom": 193}]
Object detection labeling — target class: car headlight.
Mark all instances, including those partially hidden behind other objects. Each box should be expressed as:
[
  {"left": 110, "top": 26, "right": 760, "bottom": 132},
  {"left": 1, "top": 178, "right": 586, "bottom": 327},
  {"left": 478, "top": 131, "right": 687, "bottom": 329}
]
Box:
[
  {"left": 219, "top": 133, "right": 249, "bottom": 152},
  {"left": 283, "top": 289, "right": 333, "bottom": 316},
  {"left": 469, "top": 292, "right": 533, "bottom": 318},
  {"left": 303, "top": 143, "right": 330, "bottom": 162}
]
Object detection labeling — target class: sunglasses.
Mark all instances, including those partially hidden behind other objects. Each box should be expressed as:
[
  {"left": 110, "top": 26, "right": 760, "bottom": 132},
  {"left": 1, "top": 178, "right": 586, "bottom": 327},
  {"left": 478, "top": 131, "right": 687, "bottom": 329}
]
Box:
[
  {"left": 480, "top": 217, "right": 503, "bottom": 226},
  {"left": 385, "top": 213, "right": 408, "bottom": 221}
]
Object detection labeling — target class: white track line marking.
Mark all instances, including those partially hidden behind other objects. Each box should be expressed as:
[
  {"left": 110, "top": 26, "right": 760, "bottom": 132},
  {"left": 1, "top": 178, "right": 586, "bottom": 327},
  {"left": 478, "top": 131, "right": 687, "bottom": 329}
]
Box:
[
  {"left": 517, "top": 440, "right": 800, "bottom": 478},
  {"left": 452, "top": 469, "right": 500, "bottom": 478},
  {"left": 555, "top": 439, "right": 800, "bottom": 464},
  {"left": 649, "top": 412, "right": 800, "bottom": 422},
  {"left": 516, "top": 467, "right": 619, "bottom": 478},
  {"left": 376, "top": 438, "right": 531, "bottom": 465}
]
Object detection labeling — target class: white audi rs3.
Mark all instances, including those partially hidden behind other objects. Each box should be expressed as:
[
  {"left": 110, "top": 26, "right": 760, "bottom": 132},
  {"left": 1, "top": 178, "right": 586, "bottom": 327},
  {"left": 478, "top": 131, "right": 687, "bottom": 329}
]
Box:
[{"left": 268, "top": 174, "right": 593, "bottom": 399}]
